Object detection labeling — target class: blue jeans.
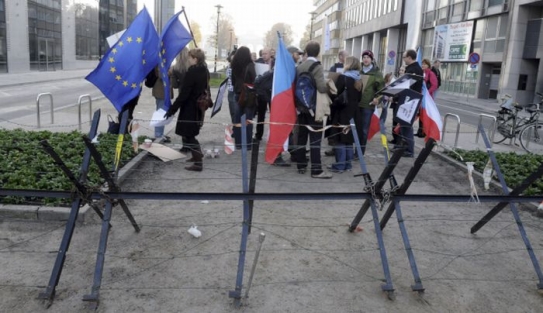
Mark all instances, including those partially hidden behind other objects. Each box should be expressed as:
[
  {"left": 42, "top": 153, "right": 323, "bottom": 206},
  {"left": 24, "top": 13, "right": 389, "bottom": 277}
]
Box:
[
  {"left": 355, "top": 108, "right": 374, "bottom": 155},
  {"left": 233, "top": 93, "right": 254, "bottom": 149},
  {"left": 155, "top": 98, "right": 165, "bottom": 138},
  {"left": 332, "top": 143, "right": 354, "bottom": 171},
  {"left": 399, "top": 123, "right": 415, "bottom": 156},
  {"left": 227, "top": 90, "right": 237, "bottom": 124}
]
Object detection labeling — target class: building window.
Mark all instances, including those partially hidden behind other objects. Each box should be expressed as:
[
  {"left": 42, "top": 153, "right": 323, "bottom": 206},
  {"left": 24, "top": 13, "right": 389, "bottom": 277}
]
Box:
[
  {"left": 488, "top": 0, "right": 504, "bottom": 7},
  {"left": 28, "top": 0, "right": 62, "bottom": 71},
  {"left": 470, "top": 0, "right": 484, "bottom": 11},
  {"left": 75, "top": 2, "right": 99, "bottom": 60},
  {"left": 0, "top": 0, "right": 6, "bottom": 72},
  {"left": 484, "top": 14, "right": 507, "bottom": 53}
]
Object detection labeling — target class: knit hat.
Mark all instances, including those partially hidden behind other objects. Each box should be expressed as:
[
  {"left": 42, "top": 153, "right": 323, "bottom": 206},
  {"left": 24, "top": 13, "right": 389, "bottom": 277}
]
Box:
[
  {"left": 287, "top": 46, "right": 304, "bottom": 54},
  {"left": 362, "top": 50, "right": 374, "bottom": 60}
]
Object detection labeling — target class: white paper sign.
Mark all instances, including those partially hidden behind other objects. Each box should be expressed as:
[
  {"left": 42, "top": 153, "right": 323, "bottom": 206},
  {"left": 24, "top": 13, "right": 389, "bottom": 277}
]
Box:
[
  {"left": 255, "top": 63, "right": 270, "bottom": 76},
  {"left": 396, "top": 99, "right": 419, "bottom": 124},
  {"left": 106, "top": 30, "right": 126, "bottom": 48},
  {"left": 149, "top": 108, "right": 174, "bottom": 127}
]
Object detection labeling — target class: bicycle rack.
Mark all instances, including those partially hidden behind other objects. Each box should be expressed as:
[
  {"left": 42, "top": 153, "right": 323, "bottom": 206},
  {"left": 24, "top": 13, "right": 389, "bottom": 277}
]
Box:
[
  {"left": 77, "top": 94, "right": 93, "bottom": 130},
  {"left": 37, "top": 93, "right": 54, "bottom": 129},
  {"left": 476, "top": 114, "right": 497, "bottom": 145},
  {"left": 442, "top": 113, "right": 461, "bottom": 148}
]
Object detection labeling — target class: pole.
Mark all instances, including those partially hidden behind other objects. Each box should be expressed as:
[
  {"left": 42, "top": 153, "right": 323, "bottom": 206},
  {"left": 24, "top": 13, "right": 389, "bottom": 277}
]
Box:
[
  {"left": 230, "top": 29, "right": 233, "bottom": 51},
  {"left": 214, "top": 4, "right": 223, "bottom": 73},
  {"left": 309, "top": 12, "right": 315, "bottom": 40}
]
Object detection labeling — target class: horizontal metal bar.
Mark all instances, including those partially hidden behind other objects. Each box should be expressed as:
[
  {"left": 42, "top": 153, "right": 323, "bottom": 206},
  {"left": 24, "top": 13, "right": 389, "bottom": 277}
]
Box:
[{"left": 0, "top": 189, "right": 541, "bottom": 203}]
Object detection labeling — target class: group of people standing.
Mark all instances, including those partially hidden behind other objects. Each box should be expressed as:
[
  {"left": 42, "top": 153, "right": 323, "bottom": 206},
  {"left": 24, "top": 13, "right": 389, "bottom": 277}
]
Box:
[{"left": 151, "top": 41, "right": 442, "bottom": 177}]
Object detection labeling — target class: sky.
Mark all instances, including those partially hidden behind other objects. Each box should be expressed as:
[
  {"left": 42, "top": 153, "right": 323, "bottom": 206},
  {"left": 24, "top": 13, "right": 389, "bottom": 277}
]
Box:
[{"left": 140, "top": 0, "right": 316, "bottom": 52}]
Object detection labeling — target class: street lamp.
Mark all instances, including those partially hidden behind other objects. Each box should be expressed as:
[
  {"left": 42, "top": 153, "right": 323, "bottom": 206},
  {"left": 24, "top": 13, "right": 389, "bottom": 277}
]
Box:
[
  {"left": 214, "top": 4, "right": 223, "bottom": 73},
  {"left": 309, "top": 12, "right": 317, "bottom": 40},
  {"left": 229, "top": 29, "right": 234, "bottom": 52}
]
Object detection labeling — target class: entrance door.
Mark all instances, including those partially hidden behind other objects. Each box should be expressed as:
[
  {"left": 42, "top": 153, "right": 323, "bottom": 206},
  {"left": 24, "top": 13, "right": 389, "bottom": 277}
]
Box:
[
  {"left": 488, "top": 66, "right": 501, "bottom": 99},
  {"left": 38, "top": 38, "right": 55, "bottom": 71}
]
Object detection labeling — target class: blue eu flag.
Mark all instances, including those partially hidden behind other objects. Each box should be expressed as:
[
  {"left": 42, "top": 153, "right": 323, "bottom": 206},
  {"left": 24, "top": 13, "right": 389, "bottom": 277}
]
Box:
[
  {"left": 158, "top": 10, "right": 193, "bottom": 110},
  {"left": 86, "top": 7, "right": 159, "bottom": 112}
]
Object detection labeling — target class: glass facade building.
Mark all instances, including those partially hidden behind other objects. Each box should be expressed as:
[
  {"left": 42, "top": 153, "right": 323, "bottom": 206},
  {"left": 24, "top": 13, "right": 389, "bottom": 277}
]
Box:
[
  {"left": 1, "top": 0, "right": 137, "bottom": 73},
  {"left": 28, "top": 0, "right": 62, "bottom": 71},
  {"left": 0, "top": 0, "right": 6, "bottom": 73}
]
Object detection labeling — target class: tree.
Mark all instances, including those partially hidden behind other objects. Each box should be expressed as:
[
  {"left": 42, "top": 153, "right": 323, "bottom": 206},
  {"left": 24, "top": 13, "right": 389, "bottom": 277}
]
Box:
[
  {"left": 206, "top": 13, "right": 236, "bottom": 58},
  {"left": 263, "top": 23, "right": 293, "bottom": 50},
  {"left": 299, "top": 22, "right": 311, "bottom": 50},
  {"left": 188, "top": 21, "right": 202, "bottom": 49}
]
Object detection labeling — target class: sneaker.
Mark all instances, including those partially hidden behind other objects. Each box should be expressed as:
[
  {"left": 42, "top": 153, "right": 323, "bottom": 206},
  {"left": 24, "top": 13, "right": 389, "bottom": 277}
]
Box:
[
  {"left": 273, "top": 156, "right": 291, "bottom": 167},
  {"left": 326, "top": 165, "right": 344, "bottom": 173},
  {"left": 324, "top": 149, "right": 335, "bottom": 157},
  {"left": 157, "top": 136, "right": 171, "bottom": 143},
  {"left": 402, "top": 152, "right": 414, "bottom": 158},
  {"left": 311, "top": 171, "right": 333, "bottom": 179},
  {"left": 298, "top": 168, "right": 307, "bottom": 174}
]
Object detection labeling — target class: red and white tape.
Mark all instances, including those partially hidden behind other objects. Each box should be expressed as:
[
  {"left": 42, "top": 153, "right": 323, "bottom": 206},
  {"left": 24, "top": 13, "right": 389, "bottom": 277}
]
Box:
[{"left": 224, "top": 125, "right": 235, "bottom": 155}]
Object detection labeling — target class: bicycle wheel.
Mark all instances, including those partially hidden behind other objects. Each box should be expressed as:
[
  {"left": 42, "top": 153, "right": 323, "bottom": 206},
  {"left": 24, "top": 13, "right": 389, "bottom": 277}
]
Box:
[
  {"left": 493, "top": 116, "right": 514, "bottom": 144},
  {"left": 519, "top": 124, "right": 543, "bottom": 154}
]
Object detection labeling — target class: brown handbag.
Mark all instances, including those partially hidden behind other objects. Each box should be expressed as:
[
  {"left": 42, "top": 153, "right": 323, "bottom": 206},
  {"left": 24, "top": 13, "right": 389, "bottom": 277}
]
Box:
[
  {"left": 197, "top": 72, "right": 213, "bottom": 112},
  {"left": 238, "top": 65, "right": 257, "bottom": 108},
  {"left": 239, "top": 83, "right": 257, "bottom": 108}
]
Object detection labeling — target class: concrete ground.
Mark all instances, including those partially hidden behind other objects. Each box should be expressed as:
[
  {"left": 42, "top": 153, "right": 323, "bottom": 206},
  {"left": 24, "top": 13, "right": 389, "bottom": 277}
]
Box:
[{"left": 1, "top": 78, "right": 543, "bottom": 312}]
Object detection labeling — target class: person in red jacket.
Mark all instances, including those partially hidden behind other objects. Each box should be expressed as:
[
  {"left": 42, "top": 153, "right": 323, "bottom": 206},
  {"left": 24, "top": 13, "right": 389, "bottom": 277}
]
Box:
[
  {"left": 416, "top": 58, "right": 439, "bottom": 138},
  {"left": 422, "top": 58, "right": 438, "bottom": 99}
]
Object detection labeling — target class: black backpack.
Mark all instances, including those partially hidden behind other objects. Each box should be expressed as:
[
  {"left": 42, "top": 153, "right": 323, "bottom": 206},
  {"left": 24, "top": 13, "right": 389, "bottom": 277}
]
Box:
[{"left": 295, "top": 61, "right": 320, "bottom": 115}]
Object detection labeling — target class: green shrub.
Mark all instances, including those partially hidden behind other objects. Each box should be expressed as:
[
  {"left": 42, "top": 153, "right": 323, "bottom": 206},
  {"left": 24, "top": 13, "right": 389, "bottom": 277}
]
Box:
[
  {"left": 445, "top": 149, "right": 543, "bottom": 196},
  {"left": 0, "top": 129, "right": 139, "bottom": 206}
]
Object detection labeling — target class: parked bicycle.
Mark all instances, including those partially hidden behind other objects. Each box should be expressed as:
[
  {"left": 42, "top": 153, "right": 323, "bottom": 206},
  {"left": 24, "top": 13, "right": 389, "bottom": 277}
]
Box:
[{"left": 493, "top": 92, "right": 542, "bottom": 154}]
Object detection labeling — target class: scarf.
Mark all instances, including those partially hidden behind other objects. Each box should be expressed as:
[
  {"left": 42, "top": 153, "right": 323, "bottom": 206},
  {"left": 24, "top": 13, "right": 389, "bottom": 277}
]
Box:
[
  {"left": 343, "top": 70, "right": 360, "bottom": 80},
  {"left": 362, "top": 64, "right": 373, "bottom": 73}
]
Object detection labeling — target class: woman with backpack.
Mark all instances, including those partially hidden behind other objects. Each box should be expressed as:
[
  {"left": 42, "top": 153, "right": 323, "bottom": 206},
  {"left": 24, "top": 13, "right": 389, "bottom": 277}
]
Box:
[
  {"left": 231, "top": 46, "right": 256, "bottom": 150},
  {"left": 328, "top": 56, "right": 362, "bottom": 173}
]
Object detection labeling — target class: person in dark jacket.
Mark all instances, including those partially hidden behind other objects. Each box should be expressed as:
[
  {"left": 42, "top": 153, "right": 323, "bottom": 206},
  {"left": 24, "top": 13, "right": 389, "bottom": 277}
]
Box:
[
  {"left": 394, "top": 49, "right": 423, "bottom": 158},
  {"left": 165, "top": 48, "right": 209, "bottom": 171},
  {"left": 231, "top": 46, "right": 256, "bottom": 150},
  {"left": 328, "top": 56, "right": 362, "bottom": 173}
]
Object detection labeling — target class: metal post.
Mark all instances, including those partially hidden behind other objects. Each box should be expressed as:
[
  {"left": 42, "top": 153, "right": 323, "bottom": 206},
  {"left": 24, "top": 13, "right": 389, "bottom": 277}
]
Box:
[
  {"left": 77, "top": 94, "right": 93, "bottom": 130},
  {"left": 214, "top": 4, "right": 223, "bottom": 73},
  {"left": 476, "top": 114, "right": 497, "bottom": 145},
  {"left": 36, "top": 92, "right": 54, "bottom": 128},
  {"left": 309, "top": 12, "right": 316, "bottom": 40},
  {"left": 442, "top": 113, "right": 461, "bottom": 148},
  {"left": 245, "top": 233, "right": 266, "bottom": 299},
  {"left": 230, "top": 114, "right": 251, "bottom": 306},
  {"left": 229, "top": 29, "right": 233, "bottom": 51}
]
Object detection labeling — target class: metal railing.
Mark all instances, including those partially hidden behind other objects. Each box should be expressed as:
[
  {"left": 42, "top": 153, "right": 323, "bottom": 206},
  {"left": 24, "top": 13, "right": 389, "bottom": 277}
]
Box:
[
  {"left": 36, "top": 93, "right": 54, "bottom": 129},
  {"left": 476, "top": 114, "right": 497, "bottom": 145},
  {"left": 442, "top": 113, "right": 461, "bottom": 148},
  {"left": 77, "top": 94, "right": 93, "bottom": 130}
]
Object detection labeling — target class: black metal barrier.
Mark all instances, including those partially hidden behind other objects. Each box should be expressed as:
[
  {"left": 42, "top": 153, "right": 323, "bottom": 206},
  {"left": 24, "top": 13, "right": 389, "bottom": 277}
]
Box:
[{"left": 1, "top": 111, "right": 542, "bottom": 309}]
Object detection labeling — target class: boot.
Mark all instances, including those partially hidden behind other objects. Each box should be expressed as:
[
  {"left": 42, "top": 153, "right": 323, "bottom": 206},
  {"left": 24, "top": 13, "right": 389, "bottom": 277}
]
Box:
[{"left": 185, "top": 149, "right": 203, "bottom": 171}]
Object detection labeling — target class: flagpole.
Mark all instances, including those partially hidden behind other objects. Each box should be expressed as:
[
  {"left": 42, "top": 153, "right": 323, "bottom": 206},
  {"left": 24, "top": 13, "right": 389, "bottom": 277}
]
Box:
[{"left": 181, "top": 7, "right": 198, "bottom": 48}]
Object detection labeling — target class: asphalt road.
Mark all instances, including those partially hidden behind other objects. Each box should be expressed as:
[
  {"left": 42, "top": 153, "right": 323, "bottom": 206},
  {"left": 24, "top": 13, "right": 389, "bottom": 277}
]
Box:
[{"left": 0, "top": 78, "right": 103, "bottom": 121}]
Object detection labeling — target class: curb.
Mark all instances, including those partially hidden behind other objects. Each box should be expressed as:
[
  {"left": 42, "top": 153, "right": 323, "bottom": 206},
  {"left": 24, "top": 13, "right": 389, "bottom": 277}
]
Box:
[{"left": 0, "top": 143, "right": 153, "bottom": 223}]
